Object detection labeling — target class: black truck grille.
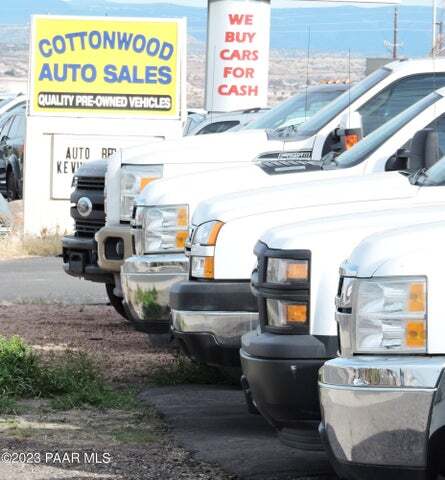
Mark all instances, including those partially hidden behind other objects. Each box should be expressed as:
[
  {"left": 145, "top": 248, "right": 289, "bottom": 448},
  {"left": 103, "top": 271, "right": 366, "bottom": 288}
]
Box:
[
  {"left": 75, "top": 219, "right": 104, "bottom": 237},
  {"left": 77, "top": 176, "right": 105, "bottom": 190},
  {"left": 72, "top": 174, "right": 106, "bottom": 238}
]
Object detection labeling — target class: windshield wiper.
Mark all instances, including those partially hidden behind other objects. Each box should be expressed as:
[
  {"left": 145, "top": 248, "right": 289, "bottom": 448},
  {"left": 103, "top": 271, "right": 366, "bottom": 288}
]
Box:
[
  {"left": 409, "top": 167, "right": 428, "bottom": 185},
  {"left": 267, "top": 124, "right": 299, "bottom": 139}
]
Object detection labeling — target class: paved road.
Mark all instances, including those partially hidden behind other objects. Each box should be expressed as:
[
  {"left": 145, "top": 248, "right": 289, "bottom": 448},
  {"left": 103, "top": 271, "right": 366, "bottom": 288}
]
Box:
[
  {"left": 0, "top": 257, "right": 108, "bottom": 304},
  {"left": 141, "top": 385, "right": 336, "bottom": 480}
]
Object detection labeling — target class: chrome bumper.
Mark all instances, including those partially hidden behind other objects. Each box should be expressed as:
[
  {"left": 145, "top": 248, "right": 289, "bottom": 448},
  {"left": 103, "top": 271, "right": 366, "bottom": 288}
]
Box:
[
  {"left": 96, "top": 225, "right": 133, "bottom": 272},
  {"left": 121, "top": 254, "right": 188, "bottom": 323},
  {"left": 172, "top": 310, "right": 259, "bottom": 347},
  {"left": 319, "top": 356, "right": 445, "bottom": 468}
]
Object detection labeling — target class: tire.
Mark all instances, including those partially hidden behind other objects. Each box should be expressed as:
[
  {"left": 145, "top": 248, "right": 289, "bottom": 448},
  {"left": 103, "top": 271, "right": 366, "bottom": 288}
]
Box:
[
  {"left": 6, "top": 171, "right": 17, "bottom": 202},
  {"left": 105, "top": 283, "right": 129, "bottom": 321}
]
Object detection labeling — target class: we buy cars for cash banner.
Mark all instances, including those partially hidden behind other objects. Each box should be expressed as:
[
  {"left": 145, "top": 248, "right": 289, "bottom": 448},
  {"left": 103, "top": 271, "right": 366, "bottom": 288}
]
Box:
[
  {"left": 29, "top": 16, "right": 184, "bottom": 118},
  {"left": 205, "top": 0, "right": 271, "bottom": 112}
]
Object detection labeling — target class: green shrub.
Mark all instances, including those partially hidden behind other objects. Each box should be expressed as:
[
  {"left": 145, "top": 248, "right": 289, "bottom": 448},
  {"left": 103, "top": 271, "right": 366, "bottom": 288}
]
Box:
[{"left": 0, "top": 337, "right": 137, "bottom": 411}]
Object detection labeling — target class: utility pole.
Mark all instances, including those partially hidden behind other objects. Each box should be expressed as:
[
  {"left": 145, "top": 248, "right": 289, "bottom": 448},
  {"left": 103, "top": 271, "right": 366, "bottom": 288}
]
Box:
[
  {"left": 392, "top": 6, "right": 399, "bottom": 59},
  {"left": 433, "top": 0, "right": 438, "bottom": 54},
  {"left": 437, "top": 20, "right": 444, "bottom": 55},
  {"left": 384, "top": 6, "right": 402, "bottom": 59}
]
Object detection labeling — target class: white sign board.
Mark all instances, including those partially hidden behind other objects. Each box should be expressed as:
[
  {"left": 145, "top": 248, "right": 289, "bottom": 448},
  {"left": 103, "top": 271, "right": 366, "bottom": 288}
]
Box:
[
  {"left": 51, "top": 135, "right": 160, "bottom": 200},
  {"left": 23, "top": 15, "right": 187, "bottom": 235},
  {"left": 205, "top": 0, "right": 271, "bottom": 112}
]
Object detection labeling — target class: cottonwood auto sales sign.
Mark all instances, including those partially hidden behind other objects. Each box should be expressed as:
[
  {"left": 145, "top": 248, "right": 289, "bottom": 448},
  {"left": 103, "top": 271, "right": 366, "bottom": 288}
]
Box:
[
  {"left": 29, "top": 16, "right": 182, "bottom": 118},
  {"left": 205, "top": 0, "right": 271, "bottom": 112}
]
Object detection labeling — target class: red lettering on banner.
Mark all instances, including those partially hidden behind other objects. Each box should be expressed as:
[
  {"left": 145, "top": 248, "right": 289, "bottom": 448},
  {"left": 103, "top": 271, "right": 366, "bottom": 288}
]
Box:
[
  {"left": 223, "top": 67, "right": 255, "bottom": 78},
  {"left": 228, "top": 14, "right": 254, "bottom": 25},
  {"left": 220, "top": 49, "right": 259, "bottom": 61},
  {"left": 225, "top": 32, "right": 256, "bottom": 43},
  {"left": 217, "top": 85, "right": 259, "bottom": 96}
]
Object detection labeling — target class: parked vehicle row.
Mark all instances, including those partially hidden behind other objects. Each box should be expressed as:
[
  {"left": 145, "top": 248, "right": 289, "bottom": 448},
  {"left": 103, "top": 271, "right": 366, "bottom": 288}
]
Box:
[
  {"left": 62, "top": 57, "right": 445, "bottom": 479},
  {"left": 63, "top": 83, "right": 346, "bottom": 314},
  {"left": 0, "top": 94, "right": 27, "bottom": 201}
]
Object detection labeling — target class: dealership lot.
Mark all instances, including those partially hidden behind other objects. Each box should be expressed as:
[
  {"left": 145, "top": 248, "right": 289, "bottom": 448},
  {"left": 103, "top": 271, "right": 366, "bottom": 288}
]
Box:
[{"left": 0, "top": 257, "right": 335, "bottom": 480}]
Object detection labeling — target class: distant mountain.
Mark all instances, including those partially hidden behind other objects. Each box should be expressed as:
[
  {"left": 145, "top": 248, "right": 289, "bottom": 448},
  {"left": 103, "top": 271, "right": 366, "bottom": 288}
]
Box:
[{"left": 0, "top": 1, "right": 437, "bottom": 57}]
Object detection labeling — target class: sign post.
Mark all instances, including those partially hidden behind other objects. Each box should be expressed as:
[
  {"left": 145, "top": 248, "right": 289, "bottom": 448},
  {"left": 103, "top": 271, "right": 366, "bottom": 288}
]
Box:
[
  {"left": 205, "top": 0, "right": 271, "bottom": 113},
  {"left": 24, "top": 15, "right": 187, "bottom": 235}
]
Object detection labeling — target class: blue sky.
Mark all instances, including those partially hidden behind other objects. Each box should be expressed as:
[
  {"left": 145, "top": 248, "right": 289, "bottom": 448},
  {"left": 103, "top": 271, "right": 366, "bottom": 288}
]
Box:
[{"left": 108, "top": 0, "right": 433, "bottom": 7}]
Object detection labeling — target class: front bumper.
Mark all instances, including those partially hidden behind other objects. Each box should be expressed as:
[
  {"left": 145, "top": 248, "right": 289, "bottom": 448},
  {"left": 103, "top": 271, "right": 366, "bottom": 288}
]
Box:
[
  {"left": 62, "top": 235, "right": 113, "bottom": 284},
  {"left": 319, "top": 356, "right": 445, "bottom": 479},
  {"left": 96, "top": 225, "right": 133, "bottom": 272},
  {"left": 170, "top": 280, "right": 259, "bottom": 367},
  {"left": 240, "top": 330, "right": 337, "bottom": 450},
  {"left": 121, "top": 254, "right": 188, "bottom": 334}
]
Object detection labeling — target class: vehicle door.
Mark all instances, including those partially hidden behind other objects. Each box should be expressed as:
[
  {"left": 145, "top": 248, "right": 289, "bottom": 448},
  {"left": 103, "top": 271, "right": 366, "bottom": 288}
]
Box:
[
  {"left": 5, "top": 111, "right": 26, "bottom": 185},
  {"left": 0, "top": 115, "right": 15, "bottom": 191}
]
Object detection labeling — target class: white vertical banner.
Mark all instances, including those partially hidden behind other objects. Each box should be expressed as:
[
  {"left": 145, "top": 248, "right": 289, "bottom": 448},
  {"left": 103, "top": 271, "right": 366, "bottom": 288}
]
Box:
[{"left": 205, "top": 0, "right": 271, "bottom": 112}]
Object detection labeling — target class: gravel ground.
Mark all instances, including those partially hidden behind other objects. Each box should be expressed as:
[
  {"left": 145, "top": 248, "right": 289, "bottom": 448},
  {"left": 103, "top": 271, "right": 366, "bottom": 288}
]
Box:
[{"left": 0, "top": 304, "right": 234, "bottom": 480}]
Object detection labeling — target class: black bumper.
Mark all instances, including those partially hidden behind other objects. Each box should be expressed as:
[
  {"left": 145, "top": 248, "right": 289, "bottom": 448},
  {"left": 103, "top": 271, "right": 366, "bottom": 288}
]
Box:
[
  {"left": 169, "top": 279, "right": 257, "bottom": 312},
  {"left": 319, "top": 423, "right": 429, "bottom": 480},
  {"left": 240, "top": 331, "right": 337, "bottom": 450},
  {"left": 170, "top": 280, "right": 257, "bottom": 369},
  {"left": 62, "top": 235, "right": 113, "bottom": 284},
  {"left": 174, "top": 330, "right": 241, "bottom": 369}
]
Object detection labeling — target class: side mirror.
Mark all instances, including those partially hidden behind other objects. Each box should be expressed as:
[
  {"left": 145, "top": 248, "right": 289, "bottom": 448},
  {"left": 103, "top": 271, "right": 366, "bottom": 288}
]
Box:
[
  {"left": 385, "top": 148, "right": 410, "bottom": 171},
  {"left": 0, "top": 135, "right": 8, "bottom": 143},
  {"left": 337, "top": 111, "right": 363, "bottom": 151},
  {"left": 407, "top": 128, "right": 441, "bottom": 171}
]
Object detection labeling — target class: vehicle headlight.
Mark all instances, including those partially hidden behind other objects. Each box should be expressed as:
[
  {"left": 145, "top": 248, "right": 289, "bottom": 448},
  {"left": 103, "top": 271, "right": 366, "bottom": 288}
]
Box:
[
  {"left": 120, "top": 164, "right": 163, "bottom": 222},
  {"left": 266, "top": 299, "right": 309, "bottom": 328},
  {"left": 134, "top": 204, "right": 188, "bottom": 254},
  {"left": 190, "top": 221, "right": 224, "bottom": 279},
  {"left": 354, "top": 276, "right": 427, "bottom": 354},
  {"left": 267, "top": 258, "right": 309, "bottom": 283}
]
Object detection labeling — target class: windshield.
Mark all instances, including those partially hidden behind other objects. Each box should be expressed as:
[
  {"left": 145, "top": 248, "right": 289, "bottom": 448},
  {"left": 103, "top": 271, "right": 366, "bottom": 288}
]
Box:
[
  {"left": 297, "top": 68, "right": 392, "bottom": 136},
  {"left": 0, "top": 97, "right": 13, "bottom": 109},
  {"left": 333, "top": 92, "right": 441, "bottom": 169},
  {"left": 245, "top": 88, "right": 345, "bottom": 131}
]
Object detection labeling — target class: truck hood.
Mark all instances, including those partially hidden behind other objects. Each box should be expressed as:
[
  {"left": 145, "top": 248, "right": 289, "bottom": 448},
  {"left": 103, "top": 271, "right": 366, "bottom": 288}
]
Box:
[
  {"left": 193, "top": 171, "right": 416, "bottom": 225},
  {"left": 348, "top": 220, "right": 445, "bottom": 278},
  {"left": 258, "top": 204, "right": 445, "bottom": 336},
  {"left": 261, "top": 203, "right": 445, "bottom": 250},
  {"left": 121, "top": 129, "right": 285, "bottom": 166},
  {"left": 136, "top": 162, "right": 346, "bottom": 210},
  {"left": 0, "top": 193, "right": 11, "bottom": 228}
]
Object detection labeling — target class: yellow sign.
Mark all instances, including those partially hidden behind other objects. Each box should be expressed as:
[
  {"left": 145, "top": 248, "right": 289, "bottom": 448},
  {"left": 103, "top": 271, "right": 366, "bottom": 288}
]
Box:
[{"left": 29, "top": 16, "right": 183, "bottom": 118}]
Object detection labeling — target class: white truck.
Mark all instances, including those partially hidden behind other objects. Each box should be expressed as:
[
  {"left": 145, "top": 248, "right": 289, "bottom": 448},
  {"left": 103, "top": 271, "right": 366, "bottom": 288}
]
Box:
[
  {"left": 319, "top": 219, "right": 445, "bottom": 480},
  {"left": 240, "top": 203, "right": 445, "bottom": 450},
  {"left": 168, "top": 126, "right": 445, "bottom": 371},
  {"left": 100, "top": 58, "right": 445, "bottom": 311},
  {"left": 123, "top": 87, "right": 445, "bottom": 336}
]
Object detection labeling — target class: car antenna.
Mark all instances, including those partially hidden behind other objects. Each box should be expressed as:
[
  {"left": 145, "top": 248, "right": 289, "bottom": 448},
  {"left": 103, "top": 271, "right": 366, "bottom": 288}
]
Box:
[
  {"left": 210, "top": 45, "right": 217, "bottom": 123},
  {"left": 304, "top": 26, "right": 311, "bottom": 123}
]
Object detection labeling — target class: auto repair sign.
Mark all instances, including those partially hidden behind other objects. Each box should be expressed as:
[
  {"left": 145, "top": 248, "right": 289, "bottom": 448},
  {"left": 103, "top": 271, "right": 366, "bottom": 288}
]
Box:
[
  {"left": 205, "top": 0, "right": 271, "bottom": 112},
  {"left": 29, "top": 15, "right": 183, "bottom": 118}
]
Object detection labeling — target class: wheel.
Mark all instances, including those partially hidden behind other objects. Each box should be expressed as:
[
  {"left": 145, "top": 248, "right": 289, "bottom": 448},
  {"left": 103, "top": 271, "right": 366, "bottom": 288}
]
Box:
[
  {"left": 105, "top": 283, "right": 129, "bottom": 321},
  {"left": 6, "top": 171, "right": 17, "bottom": 201}
]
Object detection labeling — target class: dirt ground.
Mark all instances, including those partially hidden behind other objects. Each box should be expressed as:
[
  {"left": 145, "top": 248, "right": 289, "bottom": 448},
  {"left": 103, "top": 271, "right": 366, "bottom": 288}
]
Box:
[{"left": 0, "top": 304, "right": 234, "bottom": 480}]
